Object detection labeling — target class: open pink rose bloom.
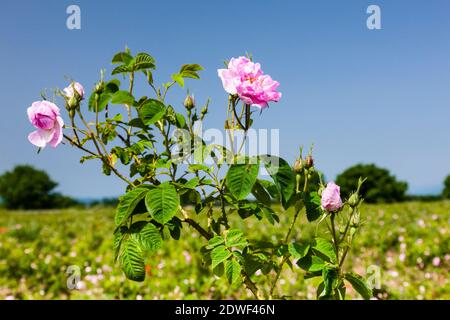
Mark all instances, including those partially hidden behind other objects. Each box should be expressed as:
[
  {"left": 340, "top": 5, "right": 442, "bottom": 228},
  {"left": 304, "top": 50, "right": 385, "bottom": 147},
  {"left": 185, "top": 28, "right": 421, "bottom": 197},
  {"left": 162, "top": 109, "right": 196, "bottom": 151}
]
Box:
[
  {"left": 27, "top": 101, "right": 64, "bottom": 148},
  {"left": 218, "top": 56, "right": 281, "bottom": 109}
]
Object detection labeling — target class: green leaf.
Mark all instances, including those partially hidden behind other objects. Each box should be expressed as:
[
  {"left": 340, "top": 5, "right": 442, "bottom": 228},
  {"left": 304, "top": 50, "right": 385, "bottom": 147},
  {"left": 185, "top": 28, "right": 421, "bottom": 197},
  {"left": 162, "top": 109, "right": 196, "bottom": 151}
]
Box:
[
  {"left": 243, "top": 254, "right": 262, "bottom": 276},
  {"left": 105, "top": 79, "right": 121, "bottom": 93},
  {"left": 252, "top": 180, "right": 272, "bottom": 206},
  {"left": 226, "top": 163, "right": 259, "bottom": 200},
  {"left": 344, "top": 272, "right": 373, "bottom": 300},
  {"left": 112, "top": 65, "right": 132, "bottom": 75},
  {"left": 288, "top": 243, "right": 310, "bottom": 259},
  {"left": 312, "top": 238, "right": 337, "bottom": 263},
  {"left": 175, "top": 113, "right": 186, "bottom": 128},
  {"left": 211, "top": 245, "right": 231, "bottom": 269},
  {"left": 112, "top": 51, "right": 133, "bottom": 65},
  {"left": 113, "top": 229, "right": 124, "bottom": 262},
  {"left": 225, "top": 229, "right": 247, "bottom": 248},
  {"left": 171, "top": 73, "right": 184, "bottom": 87},
  {"left": 261, "top": 206, "right": 279, "bottom": 225},
  {"left": 206, "top": 236, "right": 225, "bottom": 249},
  {"left": 188, "top": 164, "right": 212, "bottom": 173},
  {"left": 166, "top": 217, "right": 182, "bottom": 240},
  {"left": 139, "top": 99, "right": 166, "bottom": 126},
  {"left": 321, "top": 265, "right": 339, "bottom": 299},
  {"left": 179, "top": 63, "right": 203, "bottom": 79},
  {"left": 111, "top": 90, "right": 135, "bottom": 105},
  {"left": 304, "top": 191, "right": 322, "bottom": 222},
  {"left": 297, "top": 255, "right": 325, "bottom": 272},
  {"left": 260, "top": 155, "right": 296, "bottom": 209},
  {"left": 120, "top": 237, "right": 145, "bottom": 282},
  {"left": 88, "top": 91, "right": 114, "bottom": 112},
  {"left": 115, "top": 187, "right": 150, "bottom": 226},
  {"left": 225, "top": 259, "right": 242, "bottom": 284},
  {"left": 145, "top": 182, "right": 180, "bottom": 224},
  {"left": 136, "top": 222, "right": 162, "bottom": 252},
  {"left": 133, "top": 52, "right": 155, "bottom": 71}
]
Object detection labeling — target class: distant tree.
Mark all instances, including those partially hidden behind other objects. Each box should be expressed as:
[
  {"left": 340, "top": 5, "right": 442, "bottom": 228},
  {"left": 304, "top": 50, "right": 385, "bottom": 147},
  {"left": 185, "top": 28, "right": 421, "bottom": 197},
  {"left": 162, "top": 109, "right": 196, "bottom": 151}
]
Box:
[
  {"left": 443, "top": 175, "right": 450, "bottom": 199},
  {"left": 335, "top": 164, "right": 407, "bottom": 203},
  {"left": 0, "top": 165, "right": 76, "bottom": 209}
]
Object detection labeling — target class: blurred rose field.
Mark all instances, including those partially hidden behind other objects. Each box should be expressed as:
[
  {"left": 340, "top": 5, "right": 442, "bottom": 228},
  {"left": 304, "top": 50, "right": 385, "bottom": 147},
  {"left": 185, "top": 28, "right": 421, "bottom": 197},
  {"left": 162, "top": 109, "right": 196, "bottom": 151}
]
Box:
[{"left": 0, "top": 201, "right": 448, "bottom": 300}]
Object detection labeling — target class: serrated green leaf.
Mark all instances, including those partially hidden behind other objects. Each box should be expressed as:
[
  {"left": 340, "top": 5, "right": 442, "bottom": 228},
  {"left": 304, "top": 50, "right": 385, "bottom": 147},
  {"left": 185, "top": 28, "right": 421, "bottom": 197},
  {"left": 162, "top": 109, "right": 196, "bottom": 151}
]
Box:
[
  {"left": 211, "top": 245, "right": 231, "bottom": 269},
  {"left": 313, "top": 238, "right": 337, "bottom": 263},
  {"left": 304, "top": 191, "right": 322, "bottom": 222},
  {"left": 112, "top": 51, "right": 133, "bottom": 65},
  {"left": 207, "top": 236, "right": 225, "bottom": 249},
  {"left": 113, "top": 230, "right": 124, "bottom": 262},
  {"left": 136, "top": 222, "right": 162, "bottom": 252},
  {"left": 145, "top": 182, "right": 180, "bottom": 224},
  {"left": 225, "top": 229, "right": 247, "bottom": 248},
  {"left": 260, "top": 155, "right": 296, "bottom": 209},
  {"left": 288, "top": 243, "right": 310, "bottom": 259},
  {"left": 115, "top": 187, "right": 149, "bottom": 226},
  {"left": 344, "top": 272, "right": 373, "bottom": 300},
  {"left": 225, "top": 259, "right": 242, "bottom": 284},
  {"left": 179, "top": 64, "right": 203, "bottom": 79},
  {"left": 321, "top": 265, "right": 339, "bottom": 299},
  {"left": 226, "top": 163, "right": 259, "bottom": 200},
  {"left": 297, "top": 255, "right": 325, "bottom": 272},
  {"left": 252, "top": 180, "right": 272, "bottom": 206},
  {"left": 111, "top": 90, "right": 135, "bottom": 105},
  {"left": 261, "top": 206, "right": 279, "bottom": 225},
  {"left": 139, "top": 99, "right": 166, "bottom": 126},
  {"left": 171, "top": 73, "right": 184, "bottom": 87},
  {"left": 120, "top": 237, "right": 145, "bottom": 282},
  {"left": 175, "top": 113, "right": 186, "bottom": 128},
  {"left": 133, "top": 53, "right": 155, "bottom": 71},
  {"left": 112, "top": 65, "right": 132, "bottom": 75}
]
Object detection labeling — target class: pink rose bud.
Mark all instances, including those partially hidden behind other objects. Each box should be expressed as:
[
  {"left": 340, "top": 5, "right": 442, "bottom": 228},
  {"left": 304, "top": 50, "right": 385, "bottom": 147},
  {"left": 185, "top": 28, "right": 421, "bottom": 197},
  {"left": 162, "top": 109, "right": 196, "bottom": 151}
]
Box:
[
  {"left": 217, "top": 56, "right": 281, "bottom": 110},
  {"left": 63, "top": 82, "right": 85, "bottom": 100},
  {"left": 27, "top": 101, "right": 64, "bottom": 148},
  {"left": 321, "top": 181, "right": 343, "bottom": 212}
]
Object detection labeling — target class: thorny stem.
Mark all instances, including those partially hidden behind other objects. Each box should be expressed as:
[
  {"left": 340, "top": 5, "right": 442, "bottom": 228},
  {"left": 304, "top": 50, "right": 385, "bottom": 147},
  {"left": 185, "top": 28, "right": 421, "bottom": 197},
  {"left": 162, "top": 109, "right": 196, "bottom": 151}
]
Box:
[
  {"left": 126, "top": 72, "right": 135, "bottom": 144},
  {"left": 269, "top": 171, "right": 307, "bottom": 298},
  {"left": 330, "top": 213, "right": 340, "bottom": 263},
  {"left": 63, "top": 134, "right": 134, "bottom": 187},
  {"left": 77, "top": 110, "right": 108, "bottom": 155}
]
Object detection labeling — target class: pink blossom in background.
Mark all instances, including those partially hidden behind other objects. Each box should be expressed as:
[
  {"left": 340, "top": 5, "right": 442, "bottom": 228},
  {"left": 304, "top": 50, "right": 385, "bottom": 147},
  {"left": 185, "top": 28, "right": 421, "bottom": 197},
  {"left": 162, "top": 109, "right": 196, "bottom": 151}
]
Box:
[
  {"left": 63, "top": 82, "right": 85, "bottom": 99},
  {"left": 217, "top": 56, "right": 281, "bottom": 109},
  {"left": 321, "top": 182, "right": 343, "bottom": 212},
  {"left": 27, "top": 101, "right": 64, "bottom": 148}
]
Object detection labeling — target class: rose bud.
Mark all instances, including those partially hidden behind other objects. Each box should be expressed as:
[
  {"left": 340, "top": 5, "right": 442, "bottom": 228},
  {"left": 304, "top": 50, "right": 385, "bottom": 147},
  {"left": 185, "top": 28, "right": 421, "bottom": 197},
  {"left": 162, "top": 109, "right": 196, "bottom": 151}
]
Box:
[
  {"left": 305, "top": 155, "right": 314, "bottom": 169},
  {"left": 293, "top": 158, "right": 304, "bottom": 173},
  {"left": 184, "top": 94, "right": 195, "bottom": 110},
  {"left": 64, "top": 82, "right": 85, "bottom": 101},
  {"left": 321, "top": 181, "right": 343, "bottom": 212},
  {"left": 348, "top": 192, "right": 360, "bottom": 208}
]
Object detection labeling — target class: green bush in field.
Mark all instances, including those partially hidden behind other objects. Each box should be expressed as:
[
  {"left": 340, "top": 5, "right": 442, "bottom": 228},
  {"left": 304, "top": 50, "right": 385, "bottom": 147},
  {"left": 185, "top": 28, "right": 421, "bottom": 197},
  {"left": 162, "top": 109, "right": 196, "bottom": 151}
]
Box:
[
  {"left": 336, "top": 164, "right": 408, "bottom": 203},
  {"left": 0, "top": 165, "right": 77, "bottom": 210},
  {"left": 443, "top": 175, "right": 450, "bottom": 199}
]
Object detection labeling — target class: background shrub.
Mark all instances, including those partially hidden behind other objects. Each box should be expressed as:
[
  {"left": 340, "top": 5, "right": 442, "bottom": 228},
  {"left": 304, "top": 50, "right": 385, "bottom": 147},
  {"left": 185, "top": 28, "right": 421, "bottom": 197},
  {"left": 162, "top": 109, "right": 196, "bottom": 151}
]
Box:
[{"left": 336, "top": 164, "right": 408, "bottom": 203}]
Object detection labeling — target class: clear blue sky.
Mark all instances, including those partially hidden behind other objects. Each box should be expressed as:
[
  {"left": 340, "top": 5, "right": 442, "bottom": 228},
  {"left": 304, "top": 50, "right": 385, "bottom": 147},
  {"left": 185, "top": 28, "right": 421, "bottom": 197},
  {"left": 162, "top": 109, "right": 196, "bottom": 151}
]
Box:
[{"left": 1, "top": 0, "right": 449, "bottom": 198}]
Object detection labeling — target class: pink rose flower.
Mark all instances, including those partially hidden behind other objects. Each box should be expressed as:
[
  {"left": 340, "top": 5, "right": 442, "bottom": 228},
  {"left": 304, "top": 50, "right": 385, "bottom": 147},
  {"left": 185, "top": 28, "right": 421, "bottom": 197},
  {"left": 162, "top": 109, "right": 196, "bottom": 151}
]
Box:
[
  {"left": 63, "top": 82, "right": 84, "bottom": 99},
  {"left": 218, "top": 56, "right": 281, "bottom": 109},
  {"left": 27, "top": 101, "right": 64, "bottom": 148},
  {"left": 321, "top": 182, "right": 343, "bottom": 212}
]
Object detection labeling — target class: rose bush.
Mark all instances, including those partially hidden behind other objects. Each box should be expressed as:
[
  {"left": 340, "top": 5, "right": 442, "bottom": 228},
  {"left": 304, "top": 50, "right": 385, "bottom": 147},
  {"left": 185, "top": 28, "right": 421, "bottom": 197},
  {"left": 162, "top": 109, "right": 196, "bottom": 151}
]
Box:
[{"left": 27, "top": 49, "right": 373, "bottom": 300}]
